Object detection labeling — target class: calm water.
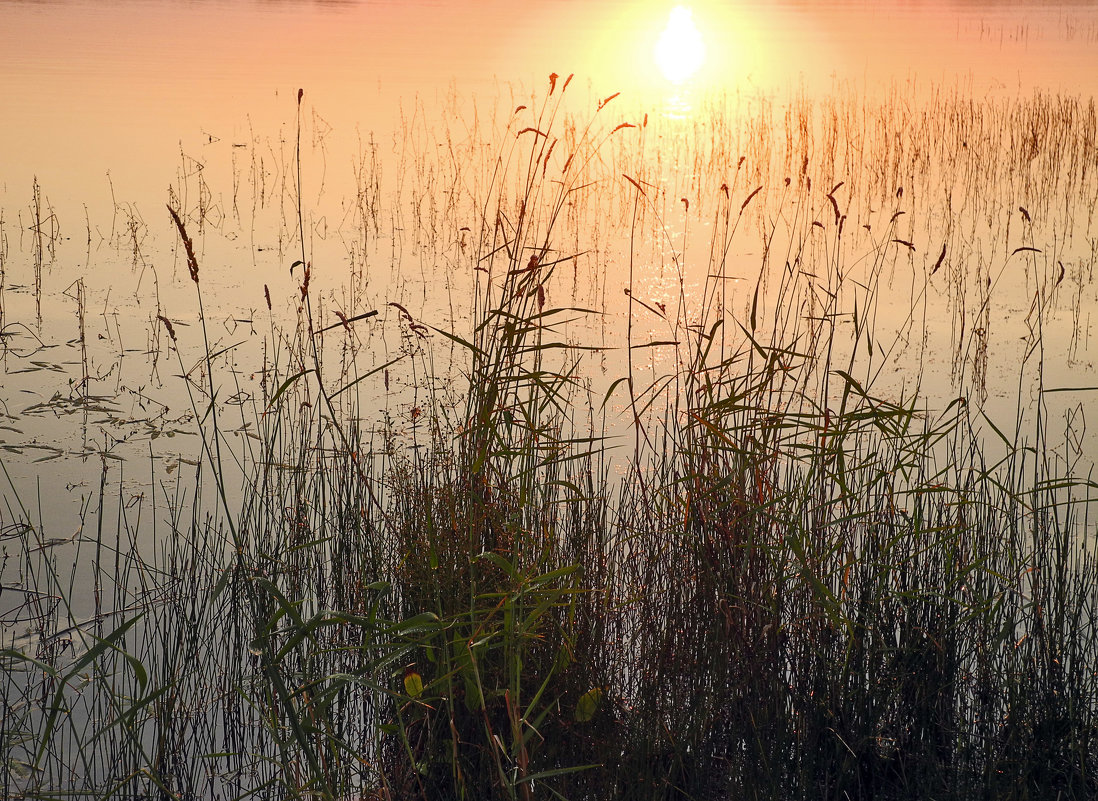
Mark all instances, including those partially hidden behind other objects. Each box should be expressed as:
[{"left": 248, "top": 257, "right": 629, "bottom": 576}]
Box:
[
  {"left": 1, "top": 0, "right": 1097, "bottom": 592},
  {"left": 3, "top": 0, "right": 1096, "bottom": 205}
]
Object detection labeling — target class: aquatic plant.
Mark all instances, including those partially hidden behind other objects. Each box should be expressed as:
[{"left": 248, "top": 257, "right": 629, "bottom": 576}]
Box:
[{"left": 2, "top": 76, "right": 1097, "bottom": 801}]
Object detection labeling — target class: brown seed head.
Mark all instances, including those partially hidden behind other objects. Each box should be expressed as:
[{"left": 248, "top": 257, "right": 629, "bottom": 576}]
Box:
[
  {"left": 157, "top": 314, "right": 177, "bottom": 343},
  {"left": 166, "top": 205, "right": 199, "bottom": 284}
]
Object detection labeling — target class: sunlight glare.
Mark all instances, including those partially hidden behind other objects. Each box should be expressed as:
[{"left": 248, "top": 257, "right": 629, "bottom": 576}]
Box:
[{"left": 655, "top": 6, "right": 706, "bottom": 84}]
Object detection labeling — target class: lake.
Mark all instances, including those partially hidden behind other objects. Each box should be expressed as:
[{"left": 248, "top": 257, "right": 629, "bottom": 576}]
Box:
[{"left": 4, "top": 2, "right": 1098, "bottom": 797}]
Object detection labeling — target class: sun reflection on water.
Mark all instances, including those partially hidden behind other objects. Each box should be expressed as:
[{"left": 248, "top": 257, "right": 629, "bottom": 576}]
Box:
[{"left": 655, "top": 6, "right": 706, "bottom": 84}]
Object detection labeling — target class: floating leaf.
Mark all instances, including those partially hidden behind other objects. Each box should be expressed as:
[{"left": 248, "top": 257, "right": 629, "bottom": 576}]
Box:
[
  {"left": 629, "top": 340, "right": 679, "bottom": 349},
  {"left": 1043, "top": 386, "right": 1098, "bottom": 394},
  {"left": 575, "top": 686, "right": 604, "bottom": 722}
]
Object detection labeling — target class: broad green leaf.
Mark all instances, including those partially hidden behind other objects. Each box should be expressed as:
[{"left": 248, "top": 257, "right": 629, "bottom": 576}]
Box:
[
  {"left": 575, "top": 686, "right": 604, "bottom": 722},
  {"left": 403, "top": 669, "right": 424, "bottom": 699}
]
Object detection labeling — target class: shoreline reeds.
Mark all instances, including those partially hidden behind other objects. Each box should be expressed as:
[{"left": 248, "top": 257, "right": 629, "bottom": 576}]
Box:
[{"left": 2, "top": 77, "right": 1097, "bottom": 801}]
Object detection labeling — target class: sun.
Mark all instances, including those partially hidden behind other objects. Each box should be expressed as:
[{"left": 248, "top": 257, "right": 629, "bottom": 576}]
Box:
[{"left": 654, "top": 6, "right": 706, "bottom": 84}]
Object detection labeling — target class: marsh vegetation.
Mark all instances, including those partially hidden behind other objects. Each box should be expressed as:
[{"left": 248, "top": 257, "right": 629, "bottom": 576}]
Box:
[{"left": 2, "top": 72, "right": 1098, "bottom": 800}]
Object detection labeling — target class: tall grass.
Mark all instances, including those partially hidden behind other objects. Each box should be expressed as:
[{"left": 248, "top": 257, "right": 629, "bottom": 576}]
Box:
[{"left": 2, "top": 76, "right": 1097, "bottom": 801}]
